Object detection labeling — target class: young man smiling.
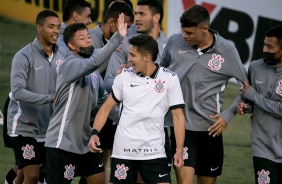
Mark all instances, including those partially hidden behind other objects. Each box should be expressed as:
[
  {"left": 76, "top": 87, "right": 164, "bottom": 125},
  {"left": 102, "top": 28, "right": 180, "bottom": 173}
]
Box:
[{"left": 89, "top": 34, "right": 185, "bottom": 184}]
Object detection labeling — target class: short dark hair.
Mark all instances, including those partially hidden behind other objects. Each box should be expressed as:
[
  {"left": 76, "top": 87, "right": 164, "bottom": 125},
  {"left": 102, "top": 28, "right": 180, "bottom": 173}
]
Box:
[
  {"left": 137, "top": 0, "right": 163, "bottom": 25},
  {"left": 266, "top": 25, "right": 282, "bottom": 48},
  {"left": 128, "top": 34, "right": 158, "bottom": 61},
  {"left": 104, "top": 1, "right": 134, "bottom": 24},
  {"left": 180, "top": 4, "right": 210, "bottom": 28},
  {"left": 109, "top": 0, "right": 133, "bottom": 10},
  {"left": 63, "top": 23, "right": 88, "bottom": 47},
  {"left": 36, "top": 10, "right": 59, "bottom": 26},
  {"left": 63, "top": 0, "right": 91, "bottom": 22}
]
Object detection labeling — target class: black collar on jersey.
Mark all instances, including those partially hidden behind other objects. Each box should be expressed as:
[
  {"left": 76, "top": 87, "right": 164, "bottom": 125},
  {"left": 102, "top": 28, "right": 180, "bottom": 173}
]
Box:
[
  {"left": 136, "top": 63, "right": 160, "bottom": 79},
  {"left": 193, "top": 30, "right": 215, "bottom": 53},
  {"left": 43, "top": 44, "right": 57, "bottom": 58}
]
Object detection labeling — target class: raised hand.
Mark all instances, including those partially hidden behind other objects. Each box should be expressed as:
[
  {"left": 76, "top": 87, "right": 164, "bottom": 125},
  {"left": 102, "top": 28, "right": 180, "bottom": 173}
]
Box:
[{"left": 117, "top": 13, "right": 127, "bottom": 37}]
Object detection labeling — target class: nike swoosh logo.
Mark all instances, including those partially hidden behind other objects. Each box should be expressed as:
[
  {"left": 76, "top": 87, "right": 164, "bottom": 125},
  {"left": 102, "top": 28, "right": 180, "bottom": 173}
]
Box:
[
  {"left": 255, "top": 80, "right": 264, "bottom": 84},
  {"left": 159, "top": 174, "right": 168, "bottom": 177},
  {"left": 35, "top": 66, "right": 43, "bottom": 71},
  {"left": 210, "top": 167, "right": 219, "bottom": 171},
  {"left": 168, "top": 163, "right": 172, "bottom": 167},
  {"left": 99, "top": 163, "right": 103, "bottom": 167},
  {"left": 178, "top": 49, "right": 188, "bottom": 54},
  {"left": 130, "top": 84, "right": 140, "bottom": 87}
]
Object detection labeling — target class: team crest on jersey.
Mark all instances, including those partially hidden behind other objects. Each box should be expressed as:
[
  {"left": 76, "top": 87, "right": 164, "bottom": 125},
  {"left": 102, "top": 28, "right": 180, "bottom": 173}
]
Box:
[
  {"left": 56, "top": 59, "right": 63, "bottom": 72},
  {"left": 22, "top": 144, "right": 35, "bottom": 160},
  {"left": 257, "top": 169, "right": 270, "bottom": 184},
  {"left": 154, "top": 79, "right": 166, "bottom": 93},
  {"left": 91, "top": 73, "right": 97, "bottom": 88},
  {"left": 183, "top": 147, "right": 189, "bottom": 160},
  {"left": 115, "top": 164, "right": 129, "bottom": 180},
  {"left": 276, "top": 80, "right": 282, "bottom": 96},
  {"left": 64, "top": 164, "right": 75, "bottom": 180},
  {"left": 208, "top": 54, "right": 224, "bottom": 70}
]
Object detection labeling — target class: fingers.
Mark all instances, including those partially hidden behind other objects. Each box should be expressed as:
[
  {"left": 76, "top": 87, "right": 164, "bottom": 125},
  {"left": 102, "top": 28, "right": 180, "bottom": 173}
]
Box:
[
  {"left": 118, "top": 13, "right": 124, "bottom": 24},
  {"left": 236, "top": 102, "right": 245, "bottom": 115},
  {"left": 208, "top": 118, "right": 227, "bottom": 137},
  {"left": 174, "top": 158, "right": 184, "bottom": 169},
  {"left": 88, "top": 136, "right": 102, "bottom": 153},
  {"left": 210, "top": 114, "right": 220, "bottom": 119}
]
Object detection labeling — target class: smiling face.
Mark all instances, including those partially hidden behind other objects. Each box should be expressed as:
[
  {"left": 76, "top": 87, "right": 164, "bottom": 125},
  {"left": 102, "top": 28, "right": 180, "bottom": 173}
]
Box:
[
  {"left": 128, "top": 44, "right": 148, "bottom": 73},
  {"left": 134, "top": 5, "right": 155, "bottom": 34},
  {"left": 37, "top": 16, "right": 61, "bottom": 45},
  {"left": 68, "top": 29, "right": 93, "bottom": 53}
]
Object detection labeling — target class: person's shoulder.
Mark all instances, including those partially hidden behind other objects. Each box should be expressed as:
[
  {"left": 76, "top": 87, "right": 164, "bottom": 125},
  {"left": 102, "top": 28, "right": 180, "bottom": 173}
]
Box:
[
  {"left": 13, "top": 41, "right": 33, "bottom": 59},
  {"left": 249, "top": 59, "right": 264, "bottom": 69},
  {"left": 168, "top": 32, "right": 183, "bottom": 41},
  {"left": 121, "top": 67, "right": 134, "bottom": 75},
  {"left": 89, "top": 25, "right": 102, "bottom": 36},
  {"left": 160, "top": 66, "right": 178, "bottom": 77}
]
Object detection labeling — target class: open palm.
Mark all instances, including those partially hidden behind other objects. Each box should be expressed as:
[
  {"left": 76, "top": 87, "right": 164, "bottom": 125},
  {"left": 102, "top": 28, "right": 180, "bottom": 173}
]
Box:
[{"left": 117, "top": 13, "right": 127, "bottom": 37}]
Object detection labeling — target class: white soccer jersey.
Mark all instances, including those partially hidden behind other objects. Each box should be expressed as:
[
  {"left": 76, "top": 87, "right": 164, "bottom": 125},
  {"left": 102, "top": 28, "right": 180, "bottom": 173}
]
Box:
[{"left": 111, "top": 64, "right": 184, "bottom": 160}]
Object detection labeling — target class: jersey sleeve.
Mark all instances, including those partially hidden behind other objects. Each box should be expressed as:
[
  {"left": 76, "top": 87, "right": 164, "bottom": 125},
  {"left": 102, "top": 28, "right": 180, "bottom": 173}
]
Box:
[
  {"left": 168, "top": 74, "right": 185, "bottom": 109},
  {"left": 244, "top": 86, "right": 282, "bottom": 118},
  {"left": 11, "top": 52, "right": 52, "bottom": 104},
  {"left": 104, "top": 44, "right": 128, "bottom": 93},
  {"left": 111, "top": 71, "right": 124, "bottom": 103},
  {"left": 60, "top": 32, "right": 124, "bottom": 83},
  {"left": 160, "top": 37, "right": 173, "bottom": 68}
]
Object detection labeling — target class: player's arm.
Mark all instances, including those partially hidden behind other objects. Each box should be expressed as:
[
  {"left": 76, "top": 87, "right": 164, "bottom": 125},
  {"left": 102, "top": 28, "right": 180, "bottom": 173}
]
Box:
[
  {"left": 88, "top": 93, "right": 118, "bottom": 153},
  {"left": 171, "top": 107, "right": 185, "bottom": 169},
  {"left": 11, "top": 53, "right": 53, "bottom": 104}
]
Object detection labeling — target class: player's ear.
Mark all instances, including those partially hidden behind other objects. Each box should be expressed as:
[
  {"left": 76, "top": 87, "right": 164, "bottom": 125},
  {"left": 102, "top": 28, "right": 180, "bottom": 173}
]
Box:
[
  {"left": 68, "top": 42, "right": 75, "bottom": 51},
  {"left": 153, "top": 13, "right": 160, "bottom": 24},
  {"left": 145, "top": 53, "right": 151, "bottom": 62},
  {"left": 36, "top": 24, "right": 42, "bottom": 34}
]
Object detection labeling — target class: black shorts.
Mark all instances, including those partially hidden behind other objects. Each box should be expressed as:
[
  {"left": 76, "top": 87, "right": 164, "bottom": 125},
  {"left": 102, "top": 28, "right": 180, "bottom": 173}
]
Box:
[
  {"left": 98, "top": 118, "right": 117, "bottom": 150},
  {"left": 170, "top": 128, "right": 223, "bottom": 176},
  {"left": 110, "top": 157, "right": 171, "bottom": 184},
  {"left": 45, "top": 148, "right": 104, "bottom": 184},
  {"left": 253, "top": 156, "right": 282, "bottom": 184},
  {"left": 10, "top": 136, "right": 45, "bottom": 169}
]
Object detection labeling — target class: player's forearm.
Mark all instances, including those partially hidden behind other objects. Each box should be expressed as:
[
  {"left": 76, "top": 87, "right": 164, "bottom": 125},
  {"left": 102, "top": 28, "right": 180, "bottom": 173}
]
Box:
[{"left": 172, "top": 109, "right": 185, "bottom": 151}]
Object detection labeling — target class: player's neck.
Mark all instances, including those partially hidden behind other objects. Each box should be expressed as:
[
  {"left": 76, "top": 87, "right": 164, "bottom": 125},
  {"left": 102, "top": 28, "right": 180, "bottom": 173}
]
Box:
[
  {"left": 197, "top": 31, "right": 214, "bottom": 50},
  {"left": 148, "top": 25, "right": 161, "bottom": 40},
  {"left": 142, "top": 62, "right": 157, "bottom": 76},
  {"left": 100, "top": 24, "right": 111, "bottom": 40}
]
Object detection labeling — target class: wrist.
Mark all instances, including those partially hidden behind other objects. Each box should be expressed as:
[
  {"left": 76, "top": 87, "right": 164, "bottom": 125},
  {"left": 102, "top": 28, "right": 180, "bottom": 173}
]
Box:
[
  {"left": 91, "top": 129, "right": 99, "bottom": 136},
  {"left": 176, "top": 148, "right": 183, "bottom": 152}
]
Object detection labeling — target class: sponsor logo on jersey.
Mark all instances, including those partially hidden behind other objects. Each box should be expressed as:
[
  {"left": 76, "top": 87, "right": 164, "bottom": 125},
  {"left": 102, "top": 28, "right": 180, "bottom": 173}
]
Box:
[
  {"left": 276, "top": 80, "right": 282, "bottom": 96},
  {"left": 115, "top": 164, "right": 129, "bottom": 180},
  {"left": 257, "top": 169, "right": 270, "bottom": 184},
  {"left": 183, "top": 147, "right": 189, "bottom": 160},
  {"left": 123, "top": 148, "right": 160, "bottom": 156},
  {"left": 64, "top": 164, "right": 75, "bottom": 180},
  {"left": 208, "top": 54, "right": 224, "bottom": 70},
  {"left": 162, "top": 68, "right": 176, "bottom": 76},
  {"left": 154, "top": 79, "right": 166, "bottom": 93},
  {"left": 22, "top": 144, "right": 35, "bottom": 160},
  {"left": 91, "top": 73, "right": 97, "bottom": 88},
  {"left": 56, "top": 59, "right": 63, "bottom": 73}
]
